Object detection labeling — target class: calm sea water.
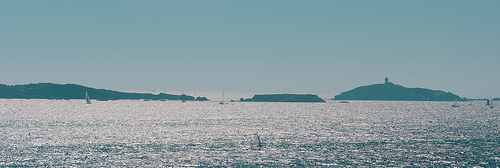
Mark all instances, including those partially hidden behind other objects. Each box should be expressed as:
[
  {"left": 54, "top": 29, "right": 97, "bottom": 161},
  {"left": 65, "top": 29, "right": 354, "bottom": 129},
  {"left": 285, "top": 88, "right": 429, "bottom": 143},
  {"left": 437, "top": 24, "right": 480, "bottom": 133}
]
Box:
[{"left": 1, "top": 98, "right": 499, "bottom": 167}]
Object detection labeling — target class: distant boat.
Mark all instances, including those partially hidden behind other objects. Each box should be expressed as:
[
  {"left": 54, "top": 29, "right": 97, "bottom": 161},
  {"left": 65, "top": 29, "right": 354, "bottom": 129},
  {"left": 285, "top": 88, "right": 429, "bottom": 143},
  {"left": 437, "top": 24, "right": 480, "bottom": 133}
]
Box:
[
  {"left": 487, "top": 99, "right": 494, "bottom": 109},
  {"left": 340, "top": 101, "right": 349, "bottom": 103},
  {"left": 219, "top": 91, "right": 225, "bottom": 104},
  {"left": 451, "top": 99, "right": 459, "bottom": 107},
  {"left": 255, "top": 133, "right": 262, "bottom": 147},
  {"left": 85, "top": 91, "right": 91, "bottom": 104}
]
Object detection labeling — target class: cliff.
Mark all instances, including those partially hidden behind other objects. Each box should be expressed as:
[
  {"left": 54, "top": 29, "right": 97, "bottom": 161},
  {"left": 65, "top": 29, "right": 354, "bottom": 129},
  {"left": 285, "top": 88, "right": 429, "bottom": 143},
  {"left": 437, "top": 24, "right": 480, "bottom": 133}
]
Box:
[
  {"left": 243, "top": 94, "right": 325, "bottom": 102},
  {"left": 333, "top": 82, "right": 463, "bottom": 101},
  {"left": 0, "top": 83, "right": 203, "bottom": 101}
]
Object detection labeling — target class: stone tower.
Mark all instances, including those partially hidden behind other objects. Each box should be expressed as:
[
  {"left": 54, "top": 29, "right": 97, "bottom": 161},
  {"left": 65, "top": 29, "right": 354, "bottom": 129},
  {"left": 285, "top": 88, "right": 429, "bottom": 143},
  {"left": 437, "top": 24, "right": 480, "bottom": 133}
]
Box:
[{"left": 385, "top": 76, "right": 389, "bottom": 84}]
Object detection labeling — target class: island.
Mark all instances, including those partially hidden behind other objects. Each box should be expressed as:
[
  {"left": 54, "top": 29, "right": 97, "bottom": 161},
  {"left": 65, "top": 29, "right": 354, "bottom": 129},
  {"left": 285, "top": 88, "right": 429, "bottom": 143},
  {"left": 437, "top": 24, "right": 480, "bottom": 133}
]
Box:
[
  {"left": 195, "top": 96, "right": 209, "bottom": 101},
  {"left": 0, "top": 83, "right": 209, "bottom": 101},
  {"left": 240, "top": 94, "right": 325, "bottom": 102},
  {"left": 333, "top": 77, "right": 464, "bottom": 101}
]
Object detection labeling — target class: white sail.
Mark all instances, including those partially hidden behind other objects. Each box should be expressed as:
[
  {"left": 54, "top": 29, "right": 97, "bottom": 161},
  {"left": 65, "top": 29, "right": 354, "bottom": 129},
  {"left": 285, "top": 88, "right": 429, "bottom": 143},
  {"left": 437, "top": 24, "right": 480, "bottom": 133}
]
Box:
[
  {"left": 86, "top": 91, "right": 91, "bottom": 104},
  {"left": 255, "top": 133, "right": 262, "bottom": 147},
  {"left": 451, "top": 99, "right": 459, "bottom": 107},
  {"left": 219, "top": 91, "right": 225, "bottom": 104}
]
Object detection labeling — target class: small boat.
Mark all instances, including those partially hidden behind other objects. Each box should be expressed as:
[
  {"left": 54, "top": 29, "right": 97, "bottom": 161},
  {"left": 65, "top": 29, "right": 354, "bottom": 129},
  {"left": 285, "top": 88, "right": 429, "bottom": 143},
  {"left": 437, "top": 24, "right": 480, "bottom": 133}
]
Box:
[
  {"left": 487, "top": 99, "right": 494, "bottom": 109},
  {"left": 85, "top": 91, "right": 91, "bottom": 104},
  {"left": 255, "top": 133, "right": 262, "bottom": 147},
  {"left": 219, "top": 91, "right": 225, "bottom": 104},
  {"left": 340, "top": 101, "right": 349, "bottom": 103},
  {"left": 451, "top": 99, "right": 459, "bottom": 107}
]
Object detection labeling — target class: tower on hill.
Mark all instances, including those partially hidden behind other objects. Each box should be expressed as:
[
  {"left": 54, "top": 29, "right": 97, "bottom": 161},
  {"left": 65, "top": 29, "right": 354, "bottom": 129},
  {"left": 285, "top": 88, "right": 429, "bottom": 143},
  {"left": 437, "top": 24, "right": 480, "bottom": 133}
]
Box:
[{"left": 385, "top": 76, "right": 389, "bottom": 84}]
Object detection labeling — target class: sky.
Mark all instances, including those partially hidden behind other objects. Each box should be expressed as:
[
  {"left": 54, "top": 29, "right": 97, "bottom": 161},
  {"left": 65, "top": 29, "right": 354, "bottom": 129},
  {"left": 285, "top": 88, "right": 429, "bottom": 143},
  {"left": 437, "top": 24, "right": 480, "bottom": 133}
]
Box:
[{"left": 1, "top": 1, "right": 499, "bottom": 99}]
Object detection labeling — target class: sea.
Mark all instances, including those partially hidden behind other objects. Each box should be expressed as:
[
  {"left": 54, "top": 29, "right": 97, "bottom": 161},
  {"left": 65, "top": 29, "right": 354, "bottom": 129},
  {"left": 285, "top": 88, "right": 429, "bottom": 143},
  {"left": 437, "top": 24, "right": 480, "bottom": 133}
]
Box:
[{"left": 1, "top": 93, "right": 499, "bottom": 167}]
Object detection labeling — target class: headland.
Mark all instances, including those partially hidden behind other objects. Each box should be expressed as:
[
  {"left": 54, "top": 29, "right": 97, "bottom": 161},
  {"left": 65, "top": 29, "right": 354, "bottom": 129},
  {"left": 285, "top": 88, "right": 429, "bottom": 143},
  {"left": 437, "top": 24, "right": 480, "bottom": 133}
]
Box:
[{"left": 0, "top": 83, "right": 208, "bottom": 101}]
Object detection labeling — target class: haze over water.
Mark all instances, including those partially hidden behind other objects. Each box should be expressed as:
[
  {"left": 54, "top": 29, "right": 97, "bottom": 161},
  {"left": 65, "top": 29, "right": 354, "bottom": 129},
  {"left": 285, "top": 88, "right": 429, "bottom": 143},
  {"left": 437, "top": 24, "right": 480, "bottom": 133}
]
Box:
[
  {"left": 1, "top": 98, "right": 498, "bottom": 167},
  {"left": 2, "top": 1, "right": 499, "bottom": 98}
]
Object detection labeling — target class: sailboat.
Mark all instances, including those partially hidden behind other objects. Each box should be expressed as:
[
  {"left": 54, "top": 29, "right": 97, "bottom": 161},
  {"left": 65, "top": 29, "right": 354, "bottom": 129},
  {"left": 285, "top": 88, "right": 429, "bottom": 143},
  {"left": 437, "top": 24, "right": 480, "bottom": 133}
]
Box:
[
  {"left": 255, "top": 133, "right": 262, "bottom": 147},
  {"left": 86, "top": 91, "right": 91, "bottom": 104},
  {"left": 487, "top": 99, "right": 494, "bottom": 109},
  {"left": 219, "top": 91, "right": 225, "bottom": 104},
  {"left": 451, "top": 99, "right": 459, "bottom": 107},
  {"left": 467, "top": 100, "right": 472, "bottom": 106}
]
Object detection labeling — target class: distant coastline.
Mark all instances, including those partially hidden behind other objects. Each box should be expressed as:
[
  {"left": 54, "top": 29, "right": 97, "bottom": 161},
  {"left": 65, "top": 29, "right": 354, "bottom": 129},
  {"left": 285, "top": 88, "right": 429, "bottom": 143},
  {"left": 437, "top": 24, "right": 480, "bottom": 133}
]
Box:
[
  {"left": 0, "top": 83, "right": 208, "bottom": 101},
  {"left": 1, "top": 81, "right": 496, "bottom": 102}
]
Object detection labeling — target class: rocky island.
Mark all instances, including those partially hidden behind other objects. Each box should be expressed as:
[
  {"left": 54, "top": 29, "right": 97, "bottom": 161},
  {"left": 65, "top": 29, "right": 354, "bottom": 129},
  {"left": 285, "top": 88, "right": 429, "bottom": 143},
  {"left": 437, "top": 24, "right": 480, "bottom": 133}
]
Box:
[
  {"left": 241, "top": 94, "right": 325, "bottom": 102},
  {"left": 333, "top": 77, "right": 464, "bottom": 101},
  {"left": 0, "top": 83, "right": 208, "bottom": 101}
]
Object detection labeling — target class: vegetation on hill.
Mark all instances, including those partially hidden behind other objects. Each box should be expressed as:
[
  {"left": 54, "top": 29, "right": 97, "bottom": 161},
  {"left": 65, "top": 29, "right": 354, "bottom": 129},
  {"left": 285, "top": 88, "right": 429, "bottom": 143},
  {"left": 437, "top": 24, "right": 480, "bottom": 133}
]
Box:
[
  {"left": 0, "top": 83, "right": 204, "bottom": 101},
  {"left": 333, "top": 83, "right": 463, "bottom": 101},
  {"left": 242, "top": 94, "right": 325, "bottom": 102}
]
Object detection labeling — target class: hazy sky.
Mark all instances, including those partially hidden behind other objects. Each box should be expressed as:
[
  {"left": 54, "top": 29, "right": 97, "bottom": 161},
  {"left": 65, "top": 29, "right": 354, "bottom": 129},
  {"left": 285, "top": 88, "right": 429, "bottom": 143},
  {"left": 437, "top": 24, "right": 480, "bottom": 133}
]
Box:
[{"left": 1, "top": 1, "right": 499, "bottom": 98}]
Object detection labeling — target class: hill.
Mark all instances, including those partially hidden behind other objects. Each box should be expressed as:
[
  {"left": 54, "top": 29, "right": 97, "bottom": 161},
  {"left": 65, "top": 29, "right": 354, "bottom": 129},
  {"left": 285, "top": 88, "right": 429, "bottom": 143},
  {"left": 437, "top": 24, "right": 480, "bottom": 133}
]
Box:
[
  {"left": 333, "top": 78, "right": 463, "bottom": 101},
  {"left": 0, "top": 83, "right": 201, "bottom": 101}
]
